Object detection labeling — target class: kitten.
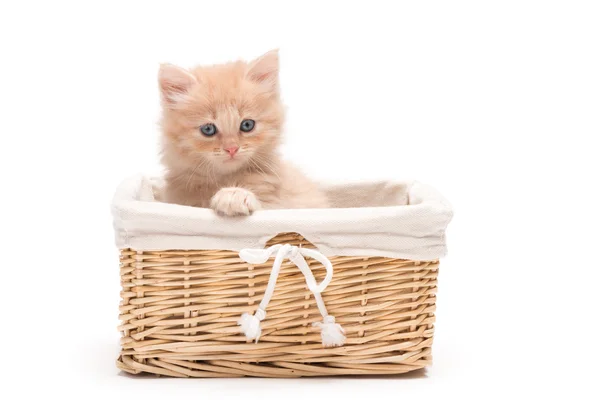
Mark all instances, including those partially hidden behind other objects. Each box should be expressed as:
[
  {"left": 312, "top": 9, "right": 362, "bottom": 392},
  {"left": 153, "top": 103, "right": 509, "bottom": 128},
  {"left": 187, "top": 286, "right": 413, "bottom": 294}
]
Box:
[{"left": 158, "top": 50, "right": 329, "bottom": 216}]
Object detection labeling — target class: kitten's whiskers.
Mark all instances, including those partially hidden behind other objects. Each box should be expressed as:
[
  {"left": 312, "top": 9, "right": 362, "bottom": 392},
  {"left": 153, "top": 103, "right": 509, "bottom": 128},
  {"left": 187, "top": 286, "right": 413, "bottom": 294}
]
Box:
[{"left": 185, "top": 161, "right": 204, "bottom": 192}]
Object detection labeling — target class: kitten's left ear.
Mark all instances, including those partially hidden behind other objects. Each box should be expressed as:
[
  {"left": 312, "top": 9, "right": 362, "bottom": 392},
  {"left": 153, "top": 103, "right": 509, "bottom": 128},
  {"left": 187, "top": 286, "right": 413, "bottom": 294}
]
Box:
[
  {"left": 247, "top": 49, "right": 279, "bottom": 91},
  {"left": 158, "top": 63, "right": 197, "bottom": 106}
]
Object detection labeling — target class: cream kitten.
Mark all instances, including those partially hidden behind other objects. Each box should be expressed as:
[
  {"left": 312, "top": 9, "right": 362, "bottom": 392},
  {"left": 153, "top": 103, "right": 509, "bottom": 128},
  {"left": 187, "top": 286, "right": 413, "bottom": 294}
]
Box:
[{"left": 158, "top": 50, "right": 329, "bottom": 215}]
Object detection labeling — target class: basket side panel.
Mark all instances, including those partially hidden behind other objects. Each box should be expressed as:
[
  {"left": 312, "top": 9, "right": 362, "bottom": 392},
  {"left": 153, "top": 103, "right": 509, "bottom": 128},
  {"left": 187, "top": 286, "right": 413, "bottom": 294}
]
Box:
[{"left": 117, "top": 233, "right": 438, "bottom": 377}]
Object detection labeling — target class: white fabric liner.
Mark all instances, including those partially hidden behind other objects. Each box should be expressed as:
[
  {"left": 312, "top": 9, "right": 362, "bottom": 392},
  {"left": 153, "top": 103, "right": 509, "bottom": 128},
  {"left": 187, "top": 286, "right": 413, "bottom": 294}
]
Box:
[{"left": 111, "top": 175, "right": 453, "bottom": 260}]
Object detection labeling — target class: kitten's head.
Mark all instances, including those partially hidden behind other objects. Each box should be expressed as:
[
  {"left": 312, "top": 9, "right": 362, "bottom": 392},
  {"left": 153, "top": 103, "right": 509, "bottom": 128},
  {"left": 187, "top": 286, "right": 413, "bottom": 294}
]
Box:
[{"left": 159, "top": 50, "right": 283, "bottom": 175}]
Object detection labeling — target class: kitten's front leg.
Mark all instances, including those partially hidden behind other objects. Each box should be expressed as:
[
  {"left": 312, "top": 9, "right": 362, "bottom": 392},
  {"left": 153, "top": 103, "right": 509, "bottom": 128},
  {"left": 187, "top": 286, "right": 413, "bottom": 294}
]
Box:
[{"left": 210, "top": 187, "right": 261, "bottom": 216}]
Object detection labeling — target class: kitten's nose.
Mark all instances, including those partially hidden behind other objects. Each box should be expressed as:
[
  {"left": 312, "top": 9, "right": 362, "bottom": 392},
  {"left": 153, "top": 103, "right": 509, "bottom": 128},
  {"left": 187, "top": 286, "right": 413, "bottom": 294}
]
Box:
[{"left": 224, "top": 146, "right": 239, "bottom": 157}]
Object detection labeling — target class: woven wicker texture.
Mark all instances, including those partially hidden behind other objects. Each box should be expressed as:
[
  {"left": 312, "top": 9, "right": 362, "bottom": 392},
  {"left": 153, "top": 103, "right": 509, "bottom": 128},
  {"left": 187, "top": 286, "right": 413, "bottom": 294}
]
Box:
[{"left": 118, "top": 233, "right": 438, "bottom": 377}]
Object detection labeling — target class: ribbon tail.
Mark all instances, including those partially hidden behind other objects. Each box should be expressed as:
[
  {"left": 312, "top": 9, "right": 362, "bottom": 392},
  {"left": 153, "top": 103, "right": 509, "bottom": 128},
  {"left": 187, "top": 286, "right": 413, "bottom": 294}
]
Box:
[{"left": 313, "top": 315, "right": 346, "bottom": 348}]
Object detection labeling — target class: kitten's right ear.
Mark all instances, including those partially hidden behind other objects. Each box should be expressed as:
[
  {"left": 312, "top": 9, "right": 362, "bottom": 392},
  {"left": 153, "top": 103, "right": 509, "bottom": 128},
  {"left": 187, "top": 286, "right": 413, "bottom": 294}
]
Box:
[
  {"left": 247, "top": 49, "right": 279, "bottom": 92},
  {"left": 158, "top": 64, "right": 197, "bottom": 105}
]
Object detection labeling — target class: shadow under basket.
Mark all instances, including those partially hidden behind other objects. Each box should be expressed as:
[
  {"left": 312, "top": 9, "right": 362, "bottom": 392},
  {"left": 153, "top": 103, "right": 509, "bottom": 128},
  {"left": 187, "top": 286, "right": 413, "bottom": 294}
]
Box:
[{"left": 118, "top": 233, "right": 439, "bottom": 378}]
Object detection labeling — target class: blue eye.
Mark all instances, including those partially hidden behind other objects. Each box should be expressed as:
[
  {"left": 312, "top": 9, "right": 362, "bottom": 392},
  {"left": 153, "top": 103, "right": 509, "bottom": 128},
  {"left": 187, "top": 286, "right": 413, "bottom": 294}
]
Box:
[
  {"left": 200, "top": 124, "right": 217, "bottom": 136},
  {"left": 240, "top": 119, "right": 255, "bottom": 133}
]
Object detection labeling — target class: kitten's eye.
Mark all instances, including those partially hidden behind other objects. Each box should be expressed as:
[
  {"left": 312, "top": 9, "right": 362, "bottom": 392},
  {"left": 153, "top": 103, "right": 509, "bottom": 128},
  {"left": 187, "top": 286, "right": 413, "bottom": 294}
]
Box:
[
  {"left": 200, "top": 123, "right": 217, "bottom": 136},
  {"left": 240, "top": 119, "right": 255, "bottom": 133}
]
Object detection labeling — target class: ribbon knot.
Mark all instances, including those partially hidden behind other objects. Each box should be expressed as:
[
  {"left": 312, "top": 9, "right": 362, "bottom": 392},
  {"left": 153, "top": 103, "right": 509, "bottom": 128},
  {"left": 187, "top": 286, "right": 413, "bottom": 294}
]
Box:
[{"left": 237, "top": 244, "right": 346, "bottom": 348}]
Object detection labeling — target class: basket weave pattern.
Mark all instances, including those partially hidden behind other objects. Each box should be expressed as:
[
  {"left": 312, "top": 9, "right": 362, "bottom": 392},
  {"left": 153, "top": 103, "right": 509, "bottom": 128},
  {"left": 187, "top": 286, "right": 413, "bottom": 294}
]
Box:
[{"left": 118, "top": 233, "right": 438, "bottom": 377}]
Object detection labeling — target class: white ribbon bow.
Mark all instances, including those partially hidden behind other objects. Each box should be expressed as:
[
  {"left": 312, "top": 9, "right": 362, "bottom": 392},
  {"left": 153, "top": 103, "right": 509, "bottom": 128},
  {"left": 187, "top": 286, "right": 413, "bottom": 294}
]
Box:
[{"left": 237, "top": 244, "right": 346, "bottom": 348}]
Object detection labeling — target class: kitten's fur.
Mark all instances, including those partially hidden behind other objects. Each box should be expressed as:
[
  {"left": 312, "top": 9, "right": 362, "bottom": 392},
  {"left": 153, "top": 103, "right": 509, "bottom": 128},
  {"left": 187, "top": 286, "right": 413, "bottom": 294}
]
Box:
[{"left": 159, "top": 50, "right": 329, "bottom": 215}]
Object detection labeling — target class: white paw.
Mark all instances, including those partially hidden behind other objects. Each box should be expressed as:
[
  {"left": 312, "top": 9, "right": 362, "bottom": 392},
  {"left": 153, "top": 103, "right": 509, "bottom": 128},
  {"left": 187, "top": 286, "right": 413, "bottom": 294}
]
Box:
[{"left": 210, "top": 187, "right": 261, "bottom": 216}]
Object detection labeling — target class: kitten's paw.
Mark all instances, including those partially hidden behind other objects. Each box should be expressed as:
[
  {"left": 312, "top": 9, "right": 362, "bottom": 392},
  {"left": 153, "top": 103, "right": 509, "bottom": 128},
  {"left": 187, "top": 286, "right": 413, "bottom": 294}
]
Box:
[{"left": 210, "top": 187, "right": 261, "bottom": 216}]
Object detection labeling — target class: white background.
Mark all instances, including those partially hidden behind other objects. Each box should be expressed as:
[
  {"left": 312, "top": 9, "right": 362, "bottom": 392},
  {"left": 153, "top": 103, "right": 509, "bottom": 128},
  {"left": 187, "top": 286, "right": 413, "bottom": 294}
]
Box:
[{"left": 1, "top": 1, "right": 599, "bottom": 399}]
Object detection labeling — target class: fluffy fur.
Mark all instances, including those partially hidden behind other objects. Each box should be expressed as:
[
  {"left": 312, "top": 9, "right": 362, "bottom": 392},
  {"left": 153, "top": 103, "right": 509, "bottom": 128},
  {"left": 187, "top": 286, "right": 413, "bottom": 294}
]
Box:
[{"left": 158, "top": 50, "right": 329, "bottom": 215}]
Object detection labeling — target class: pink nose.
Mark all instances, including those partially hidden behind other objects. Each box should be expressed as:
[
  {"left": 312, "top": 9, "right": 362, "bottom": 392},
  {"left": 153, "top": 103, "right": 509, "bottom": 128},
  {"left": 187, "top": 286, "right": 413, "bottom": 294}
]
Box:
[{"left": 224, "top": 146, "right": 239, "bottom": 156}]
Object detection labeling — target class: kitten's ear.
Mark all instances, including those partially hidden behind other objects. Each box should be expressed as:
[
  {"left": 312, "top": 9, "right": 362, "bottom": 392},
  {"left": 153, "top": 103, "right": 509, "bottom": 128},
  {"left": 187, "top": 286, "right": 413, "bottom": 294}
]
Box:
[
  {"left": 247, "top": 49, "right": 279, "bottom": 91},
  {"left": 158, "top": 64, "right": 197, "bottom": 105}
]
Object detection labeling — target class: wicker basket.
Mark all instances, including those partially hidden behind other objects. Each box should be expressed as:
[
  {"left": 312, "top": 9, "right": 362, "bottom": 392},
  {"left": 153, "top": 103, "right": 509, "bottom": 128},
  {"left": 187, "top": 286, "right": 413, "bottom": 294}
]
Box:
[{"left": 113, "top": 176, "right": 451, "bottom": 377}]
